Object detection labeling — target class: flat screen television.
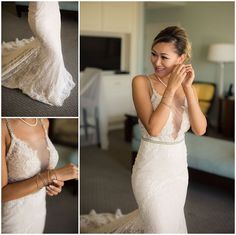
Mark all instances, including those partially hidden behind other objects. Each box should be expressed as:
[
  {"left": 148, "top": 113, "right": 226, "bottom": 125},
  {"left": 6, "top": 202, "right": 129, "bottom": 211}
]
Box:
[{"left": 80, "top": 34, "right": 129, "bottom": 72}]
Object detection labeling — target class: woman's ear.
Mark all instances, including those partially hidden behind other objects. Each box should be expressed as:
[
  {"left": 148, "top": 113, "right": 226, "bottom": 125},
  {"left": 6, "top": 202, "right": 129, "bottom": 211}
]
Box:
[{"left": 178, "top": 54, "right": 186, "bottom": 64}]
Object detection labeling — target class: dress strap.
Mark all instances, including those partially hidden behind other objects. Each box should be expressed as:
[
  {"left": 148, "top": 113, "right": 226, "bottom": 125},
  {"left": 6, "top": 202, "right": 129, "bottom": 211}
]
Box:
[
  {"left": 40, "top": 118, "right": 47, "bottom": 133},
  {"left": 146, "top": 75, "right": 155, "bottom": 96},
  {"left": 5, "top": 119, "right": 14, "bottom": 138}
]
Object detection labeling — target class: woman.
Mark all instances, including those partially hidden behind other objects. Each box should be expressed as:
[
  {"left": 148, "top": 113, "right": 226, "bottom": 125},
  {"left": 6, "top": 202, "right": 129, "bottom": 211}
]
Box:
[
  {"left": 2, "top": 2, "right": 75, "bottom": 106},
  {"left": 2, "top": 118, "right": 78, "bottom": 233},
  {"left": 131, "top": 25, "right": 207, "bottom": 233},
  {"left": 82, "top": 26, "right": 207, "bottom": 233}
]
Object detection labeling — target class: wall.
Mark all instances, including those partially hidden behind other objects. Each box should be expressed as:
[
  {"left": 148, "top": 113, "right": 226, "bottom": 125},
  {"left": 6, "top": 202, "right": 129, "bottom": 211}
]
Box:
[
  {"left": 80, "top": 2, "right": 143, "bottom": 77},
  {"left": 144, "top": 2, "right": 234, "bottom": 125}
]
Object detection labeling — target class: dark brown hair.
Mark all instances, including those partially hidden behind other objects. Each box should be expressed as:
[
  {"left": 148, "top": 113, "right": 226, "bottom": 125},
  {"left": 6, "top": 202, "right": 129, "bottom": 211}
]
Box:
[{"left": 152, "top": 26, "right": 191, "bottom": 62}]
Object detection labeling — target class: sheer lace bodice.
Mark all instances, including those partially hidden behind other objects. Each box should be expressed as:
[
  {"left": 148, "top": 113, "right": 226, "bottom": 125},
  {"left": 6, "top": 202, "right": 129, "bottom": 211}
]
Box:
[
  {"left": 139, "top": 77, "right": 190, "bottom": 142},
  {"left": 5, "top": 119, "right": 58, "bottom": 183},
  {"left": 81, "top": 76, "right": 191, "bottom": 233},
  {"left": 2, "top": 119, "right": 59, "bottom": 233}
]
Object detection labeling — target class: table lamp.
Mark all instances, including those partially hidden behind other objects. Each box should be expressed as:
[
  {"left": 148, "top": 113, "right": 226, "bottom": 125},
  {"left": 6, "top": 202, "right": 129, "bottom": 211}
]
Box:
[{"left": 208, "top": 43, "right": 234, "bottom": 97}]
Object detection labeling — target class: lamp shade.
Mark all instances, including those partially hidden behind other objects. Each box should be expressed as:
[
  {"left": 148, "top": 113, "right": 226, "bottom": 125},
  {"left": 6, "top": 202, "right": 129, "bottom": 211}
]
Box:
[{"left": 208, "top": 43, "right": 234, "bottom": 63}]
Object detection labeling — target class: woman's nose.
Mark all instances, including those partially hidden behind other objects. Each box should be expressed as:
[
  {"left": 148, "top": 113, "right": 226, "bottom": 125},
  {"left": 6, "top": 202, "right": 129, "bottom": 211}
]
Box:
[{"left": 155, "top": 57, "right": 162, "bottom": 66}]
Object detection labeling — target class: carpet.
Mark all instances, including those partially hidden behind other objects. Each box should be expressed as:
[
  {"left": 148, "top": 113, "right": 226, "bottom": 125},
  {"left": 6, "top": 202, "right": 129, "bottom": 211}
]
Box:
[
  {"left": 80, "top": 129, "right": 234, "bottom": 233},
  {"left": 1, "top": 2, "right": 78, "bottom": 117}
]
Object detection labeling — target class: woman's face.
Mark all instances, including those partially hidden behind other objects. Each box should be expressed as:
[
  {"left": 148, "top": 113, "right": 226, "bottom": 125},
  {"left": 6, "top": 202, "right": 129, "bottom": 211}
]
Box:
[{"left": 151, "top": 42, "right": 185, "bottom": 78}]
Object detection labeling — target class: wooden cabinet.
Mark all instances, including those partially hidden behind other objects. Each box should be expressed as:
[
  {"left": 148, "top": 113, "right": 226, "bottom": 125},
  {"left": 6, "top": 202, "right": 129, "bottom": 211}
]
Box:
[
  {"left": 101, "top": 74, "right": 134, "bottom": 129},
  {"left": 92, "top": 73, "right": 135, "bottom": 149},
  {"left": 218, "top": 98, "right": 234, "bottom": 139}
]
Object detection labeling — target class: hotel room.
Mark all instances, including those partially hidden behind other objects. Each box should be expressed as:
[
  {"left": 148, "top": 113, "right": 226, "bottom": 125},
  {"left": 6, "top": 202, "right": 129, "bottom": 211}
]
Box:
[{"left": 80, "top": 1, "right": 234, "bottom": 233}]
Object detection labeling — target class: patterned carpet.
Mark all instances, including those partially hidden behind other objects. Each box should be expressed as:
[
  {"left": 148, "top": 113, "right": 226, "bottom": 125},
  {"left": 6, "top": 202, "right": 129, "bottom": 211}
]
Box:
[
  {"left": 81, "top": 130, "right": 234, "bottom": 233},
  {"left": 2, "top": 3, "right": 78, "bottom": 117}
]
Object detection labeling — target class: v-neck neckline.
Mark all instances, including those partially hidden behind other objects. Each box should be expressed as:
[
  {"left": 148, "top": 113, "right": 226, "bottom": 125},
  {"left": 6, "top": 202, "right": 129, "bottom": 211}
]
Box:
[
  {"left": 5, "top": 119, "right": 51, "bottom": 170},
  {"left": 151, "top": 89, "right": 188, "bottom": 141}
]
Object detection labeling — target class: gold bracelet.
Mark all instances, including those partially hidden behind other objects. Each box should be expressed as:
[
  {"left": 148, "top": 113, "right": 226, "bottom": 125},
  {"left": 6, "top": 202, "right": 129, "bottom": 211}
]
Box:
[
  {"left": 47, "top": 170, "right": 51, "bottom": 185},
  {"left": 51, "top": 169, "right": 57, "bottom": 180},
  {"left": 36, "top": 174, "right": 44, "bottom": 189},
  {"left": 38, "top": 173, "right": 47, "bottom": 187},
  {"left": 48, "top": 170, "right": 52, "bottom": 184},
  {"left": 36, "top": 174, "right": 39, "bottom": 189},
  {"left": 161, "top": 101, "right": 172, "bottom": 109}
]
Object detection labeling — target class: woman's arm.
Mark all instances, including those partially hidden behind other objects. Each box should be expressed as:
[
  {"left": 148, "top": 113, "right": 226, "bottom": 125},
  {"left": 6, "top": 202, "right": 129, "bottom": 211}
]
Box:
[
  {"left": 2, "top": 120, "right": 47, "bottom": 202},
  {"left": 2, "top": 163, "right": 78, "bottom": 203},
  {"left": 132, "top": 65, "right": 187, "bottom": 136},
  {"left": 2, "top": 121, "right": 9, "bottom": 188},
  {"left": 183, "top": 86, "right": 207, "bottom": 135},
  {"left": 182, "top": 65, "right": 207, "bottom": 135},
  {"left": 2, "top": 120, "right": 78, "bottom": 203}
]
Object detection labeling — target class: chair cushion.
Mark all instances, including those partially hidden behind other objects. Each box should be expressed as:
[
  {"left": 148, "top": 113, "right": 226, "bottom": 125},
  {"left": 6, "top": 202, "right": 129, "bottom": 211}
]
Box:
[
  {"left": 193, "top": 82, "right": 215, "bottom": 115},
  {"left": 131, "top": 125, "right": 234, "bottom": 179},
  {"left": 186, "top": 132, "right": 234, "bottom": 179}
]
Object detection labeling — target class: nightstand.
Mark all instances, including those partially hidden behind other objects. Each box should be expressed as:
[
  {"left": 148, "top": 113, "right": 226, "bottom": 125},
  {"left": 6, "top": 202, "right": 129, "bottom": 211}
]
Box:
[{"left": 218, "top": 97, "right": 234, "bottom": 139}]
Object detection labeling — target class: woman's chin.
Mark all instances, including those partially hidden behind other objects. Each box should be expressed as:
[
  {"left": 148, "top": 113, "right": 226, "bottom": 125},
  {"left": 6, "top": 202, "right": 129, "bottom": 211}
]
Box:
[{"left": 155, "top": 71, "right": 170, "bottom": 78}]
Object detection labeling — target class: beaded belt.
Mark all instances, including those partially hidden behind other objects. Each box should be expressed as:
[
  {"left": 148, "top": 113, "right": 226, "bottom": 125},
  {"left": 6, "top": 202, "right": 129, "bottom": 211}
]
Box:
[{"left": 142, "top": 136, "right": 184, "bottom": 145}]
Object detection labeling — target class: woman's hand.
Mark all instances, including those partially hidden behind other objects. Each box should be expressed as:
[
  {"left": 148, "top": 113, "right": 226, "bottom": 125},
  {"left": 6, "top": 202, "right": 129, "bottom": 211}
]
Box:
[
  {"left": 54, "top": 163, "right": 78, "bottom": 182},
  {"left": 46, "top": 179, "right": 64, "bottom": 196},
  {"left": 167, "top": 64, "right": 187, "bottom": 92},
  {"left": 182, "top": 64, "right": 195, "bottom": 88}
]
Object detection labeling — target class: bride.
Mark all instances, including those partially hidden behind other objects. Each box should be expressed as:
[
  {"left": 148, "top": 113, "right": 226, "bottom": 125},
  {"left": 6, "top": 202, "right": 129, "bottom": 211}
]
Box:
[
  {"left": 81, "top": 26, "right": 207, "bottom": 233},
  {"left": 2, "top": 118, "right": 78, "bottom": 233},
  {"left": 2, "top": 2, "right": 75, "bottom": 106}
]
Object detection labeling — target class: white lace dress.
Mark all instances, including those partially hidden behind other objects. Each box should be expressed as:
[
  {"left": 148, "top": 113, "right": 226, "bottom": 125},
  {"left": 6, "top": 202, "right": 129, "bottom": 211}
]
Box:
[
  {"left": 2, "top": 119, "right": 59, "bottom": 233},
  {"left": 2, "top": 2, "right": 75, "bottom": 106},
  {"left": 131, "top": 77, "right": 191, "bottom": 233},
  {"left": 81, "top": 76, "right": 191, "bottom": 233}
]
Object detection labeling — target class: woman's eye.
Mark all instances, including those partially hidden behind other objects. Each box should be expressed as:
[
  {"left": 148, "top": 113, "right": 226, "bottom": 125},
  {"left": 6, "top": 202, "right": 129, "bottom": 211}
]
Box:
[
  {"left": 161, "top": 56, "right": 168, "bottom": 60},
  {"left": 151, "top": 52, "right": 156, "bottom": 56}
]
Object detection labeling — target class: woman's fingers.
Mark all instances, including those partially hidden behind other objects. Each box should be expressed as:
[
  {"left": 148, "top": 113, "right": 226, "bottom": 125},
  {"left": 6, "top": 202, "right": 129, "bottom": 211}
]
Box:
[
  {"left": 46, "top": 190, "right": 54, "bottom": 196},
  {"left": 176, "top": 64, "right": 186, "bottom": 74},
  {"left": 50, "top": 185, "right": 62, "bottom": 193},
  {"left": 52, "top": 179, "right": 64, "bottom": 187},
  {"left": 46, "top": 184, "right": 62, "bottom": 196}
]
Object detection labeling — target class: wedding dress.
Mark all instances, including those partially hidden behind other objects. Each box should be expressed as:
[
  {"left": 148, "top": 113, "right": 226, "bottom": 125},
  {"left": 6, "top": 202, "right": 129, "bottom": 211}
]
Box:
[
  {"left": 81, "top": 76, "right": 190, "bottom": 233},
  {"left": 2, "top": 119, "right": 59, "bottom": 233},
  {"left": 2, "top": 2, "right": 75, "bottom": 106}
]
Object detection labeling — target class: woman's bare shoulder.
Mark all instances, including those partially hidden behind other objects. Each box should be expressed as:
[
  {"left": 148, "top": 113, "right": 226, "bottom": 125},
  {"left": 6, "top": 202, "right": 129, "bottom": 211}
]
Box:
[
  {"left": 2, "top": 119, "right": 7, "bottom": 134},
  {"left": 1, "top": 119, "right": 10, "bottom": 146},
  {"left": 132, "top": 75, "right": 150, "bottom": 89},
  {"left": 132, "top": 74, "right": 148, "bottom": 83},
  {"left": 41, "top": 118, "right": 49, "bottom": 130},
  {"left": 132, "top": 75, "right": 153, "bottom": 96}
]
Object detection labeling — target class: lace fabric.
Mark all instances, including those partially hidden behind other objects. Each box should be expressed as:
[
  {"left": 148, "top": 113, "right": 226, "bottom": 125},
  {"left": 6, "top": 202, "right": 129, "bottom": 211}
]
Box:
[
  {"left": 133, "top": 77, "right": 190, "bottom": 233},
  {"left": 81, "top": 209, "right": 144, "bottom": 233},
  {"left": 2, "top": 119, "right": 59, "bottom": 233},
  {"left": 81, "top": 76, "right": 190, "bottom": 233},
  {"left": 139, "top": 77, "right": 190, "bottom": 142},
  {"left": 2, "top": 2, "right": 75, "bottom": 106}
]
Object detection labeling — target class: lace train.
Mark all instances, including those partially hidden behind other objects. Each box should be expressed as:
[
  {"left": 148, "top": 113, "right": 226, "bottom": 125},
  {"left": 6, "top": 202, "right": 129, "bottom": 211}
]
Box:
[
  {"left": 2, "top": 2, "right": 75, "bottom": 106},
  {"left": 81, "top": 209, "right": 144, "bottom": 233}
]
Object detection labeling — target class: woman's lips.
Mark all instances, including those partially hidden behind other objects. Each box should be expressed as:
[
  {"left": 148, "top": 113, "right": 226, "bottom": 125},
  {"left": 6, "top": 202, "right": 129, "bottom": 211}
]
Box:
[{"left": 155, "top": 68, "right": 165, "bottom": 72}]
